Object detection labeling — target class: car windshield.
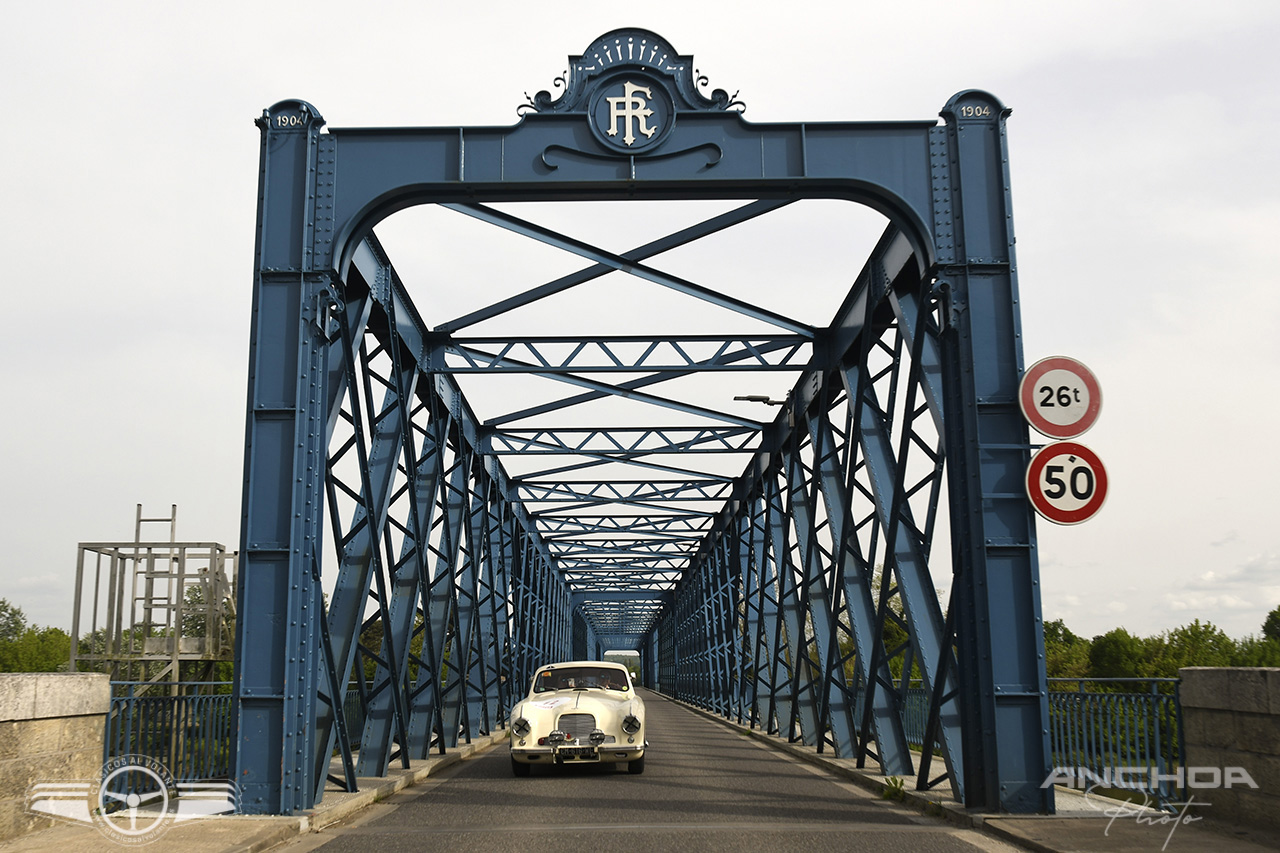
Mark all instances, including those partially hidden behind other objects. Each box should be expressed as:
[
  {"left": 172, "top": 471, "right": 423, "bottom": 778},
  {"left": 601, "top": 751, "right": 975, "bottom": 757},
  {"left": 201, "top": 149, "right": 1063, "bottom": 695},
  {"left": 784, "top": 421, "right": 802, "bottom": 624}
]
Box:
[{"left": 533, "top": 667, "right": 629, "bottom": 693}]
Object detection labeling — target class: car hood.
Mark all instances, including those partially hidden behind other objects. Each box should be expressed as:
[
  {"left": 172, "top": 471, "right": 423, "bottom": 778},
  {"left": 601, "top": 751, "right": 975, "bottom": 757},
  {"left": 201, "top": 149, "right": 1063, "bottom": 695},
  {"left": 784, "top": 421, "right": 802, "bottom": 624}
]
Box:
[{"left": 515, "top": 689, "right": 639, "bottom": 719}]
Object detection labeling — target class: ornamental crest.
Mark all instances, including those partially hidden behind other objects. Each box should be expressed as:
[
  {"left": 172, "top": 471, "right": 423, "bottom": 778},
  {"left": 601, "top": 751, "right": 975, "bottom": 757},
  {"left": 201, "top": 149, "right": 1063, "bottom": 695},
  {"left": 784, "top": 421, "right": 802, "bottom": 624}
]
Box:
[{"left": 521, "top": 29, "right": 743, "bottom": 157}]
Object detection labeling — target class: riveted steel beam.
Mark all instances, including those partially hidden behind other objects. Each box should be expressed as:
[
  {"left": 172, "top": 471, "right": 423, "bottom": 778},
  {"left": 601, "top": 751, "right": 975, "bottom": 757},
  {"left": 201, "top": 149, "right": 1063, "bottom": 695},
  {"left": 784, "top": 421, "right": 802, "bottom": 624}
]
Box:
[
  {"left": 933, "top": 92, "right": 1051, "bottom": 813},
  {"left": 234, "top": 101, "right": 331, "bottom": 815},
  {"left": 517, "top": 479, "right": 730, "bottom": 502},
  {"left": 484, "top": 336, "right": 812, "bottom": 426},
  {"left": 509, "top": 453, "right": 739, "bottom": 484},
  {"left": 483, "top": 426, "right": 761, "bottom": 455},
  {"left": 436, "top": 335, "right": 812, "bottom": 374}
]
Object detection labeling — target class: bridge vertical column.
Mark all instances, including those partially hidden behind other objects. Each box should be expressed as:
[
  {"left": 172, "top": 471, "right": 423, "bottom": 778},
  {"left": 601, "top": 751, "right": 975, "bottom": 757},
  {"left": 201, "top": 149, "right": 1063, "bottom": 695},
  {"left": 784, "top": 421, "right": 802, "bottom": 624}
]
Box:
[
  {"left": 786, "top": 418, "right": 855, "bottom": 755},
  {"left": 483, "top": 480, "right": 515, "bottom": 727},
  {"left": 771, "top": 454, "right": 819, "bottom": 746},
  {"left": 516, "top": 537, "right": 537, "bottom": 683},
  {"left": 454, "top": 475, "right": 488, "bottom": 739},
  {"left": 703, "top": 540, "right": 733, "bottom": 716},
  {"left": 553, "top": 565, "right": 570, "bottom": 662},
  {"left": 405, "top": 434, "right": 468, "bottom": 755},
  {"left": 234, "top": 100, "right": 330, "bottom": 815},
  {"left": 746, "top": 490, "right": 777, "bottom": 733},
  {"left": 509, "top": 534, "right": 532, "bottom": 689},
  {"left": 439, "top": 457, "right": 480, "bottom": 746},
  {"left": 935, "top": 90, "right": 1053, "bottom": 813},
  {"left": 731, "top": 510, "right": 753, "bottom": 724},
  {"left": 357, "top": 393, "right": 445, "bottom": 776}
]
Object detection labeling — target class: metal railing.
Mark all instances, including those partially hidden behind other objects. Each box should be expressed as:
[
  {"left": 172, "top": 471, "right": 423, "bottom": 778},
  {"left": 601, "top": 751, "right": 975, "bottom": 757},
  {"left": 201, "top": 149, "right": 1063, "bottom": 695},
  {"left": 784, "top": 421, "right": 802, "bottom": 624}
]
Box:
[
  {"left": 105, "top": 683, "right": 233, "bottom": 786},
  {"left": 1047, "top": 677, "right": 1183, "bottom": 808},
  {"left": 106, "top": 683, "right": 367, "bottom": 783},
  {"left": 900, "top": 685, "right": 932, "bottom": 750},
  {"left": 342, "top": 686, "right": 365, "bottom": 749},
  {"left": 892, "top": 678, "right": 1182, "bottom": 808},
  {"left": 106, "top": 678, "right": 1183, "bottom": 808}
]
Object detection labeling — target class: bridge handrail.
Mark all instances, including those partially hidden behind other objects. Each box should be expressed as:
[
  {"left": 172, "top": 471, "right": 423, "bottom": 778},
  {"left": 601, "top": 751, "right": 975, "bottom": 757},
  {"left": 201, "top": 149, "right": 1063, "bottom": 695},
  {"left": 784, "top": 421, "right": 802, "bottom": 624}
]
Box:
[
  {"left": 886, "top": 677, "right": 1184, "bottom": 809},
  {"left": 106, "top": 679, "right": 1183, "bottom": 807},
  {"left": 1043, "top": 677, "right": 1184, "bottom": 808},
  {"left": 105, "top": 682, "right": 233, "bottom": 788}
]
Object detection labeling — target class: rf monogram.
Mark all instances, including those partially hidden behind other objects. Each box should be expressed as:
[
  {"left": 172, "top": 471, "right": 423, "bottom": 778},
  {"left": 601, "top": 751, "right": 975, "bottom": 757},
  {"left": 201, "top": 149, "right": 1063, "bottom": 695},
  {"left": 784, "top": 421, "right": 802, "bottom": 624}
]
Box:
[{"left": 605, "top": 81, "right": 658, "bottom": 146}]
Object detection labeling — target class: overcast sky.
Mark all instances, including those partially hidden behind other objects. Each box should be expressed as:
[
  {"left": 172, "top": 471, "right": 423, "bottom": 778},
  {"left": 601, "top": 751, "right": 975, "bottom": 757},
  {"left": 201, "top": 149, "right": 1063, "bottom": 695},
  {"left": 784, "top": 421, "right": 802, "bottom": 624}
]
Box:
[{"left": 2, "top": 1, "right": 1277, "bottom": 645}]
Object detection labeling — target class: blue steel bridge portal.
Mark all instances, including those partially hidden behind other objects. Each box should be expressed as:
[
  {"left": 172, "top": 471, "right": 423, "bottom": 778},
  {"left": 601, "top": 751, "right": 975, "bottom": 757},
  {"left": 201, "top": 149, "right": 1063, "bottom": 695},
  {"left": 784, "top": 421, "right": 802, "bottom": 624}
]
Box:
[{"left": 233, "top": 29, "right": 1053, "bottom": 818}]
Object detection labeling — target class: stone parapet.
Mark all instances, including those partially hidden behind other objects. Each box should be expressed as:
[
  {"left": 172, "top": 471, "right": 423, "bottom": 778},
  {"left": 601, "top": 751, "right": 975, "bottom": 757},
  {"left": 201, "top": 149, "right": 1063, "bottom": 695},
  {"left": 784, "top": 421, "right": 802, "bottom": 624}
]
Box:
[
  {"left": 0, "top": 673, "right": 110, "bottom": 841},
  {"left": 1180, "top": 667, "right": 1280, "bottom": 833}
]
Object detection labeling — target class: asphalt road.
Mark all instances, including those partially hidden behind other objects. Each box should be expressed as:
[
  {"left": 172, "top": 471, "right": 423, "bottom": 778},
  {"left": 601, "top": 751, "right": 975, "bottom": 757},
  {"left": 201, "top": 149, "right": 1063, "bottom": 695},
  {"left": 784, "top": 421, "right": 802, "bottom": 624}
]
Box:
[{"left": 282, "top": 690, "right": 1020, "bottom": 853}]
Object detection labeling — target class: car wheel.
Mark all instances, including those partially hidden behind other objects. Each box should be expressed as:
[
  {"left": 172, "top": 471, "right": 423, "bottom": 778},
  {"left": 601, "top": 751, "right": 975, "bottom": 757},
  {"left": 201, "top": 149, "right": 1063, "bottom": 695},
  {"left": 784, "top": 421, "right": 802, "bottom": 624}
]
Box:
[
  {"left": 512, "top": 756, "right": 531, "bottom": 777},
  {"left": 627, "top": 755, "right": 645, "bottom": 775}
]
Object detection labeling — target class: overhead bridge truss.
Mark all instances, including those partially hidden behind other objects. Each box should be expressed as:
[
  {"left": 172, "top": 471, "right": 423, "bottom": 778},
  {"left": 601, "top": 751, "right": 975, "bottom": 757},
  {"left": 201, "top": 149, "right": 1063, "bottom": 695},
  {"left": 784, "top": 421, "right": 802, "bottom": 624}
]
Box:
[{"left": 234, "top": 29, "right": 1053, "bottom": 818}]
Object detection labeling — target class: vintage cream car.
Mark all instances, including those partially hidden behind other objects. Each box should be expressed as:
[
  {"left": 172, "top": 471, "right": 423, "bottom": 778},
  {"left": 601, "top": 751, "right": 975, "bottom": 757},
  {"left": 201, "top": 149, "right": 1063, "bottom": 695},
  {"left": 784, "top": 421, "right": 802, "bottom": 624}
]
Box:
[{"left": 509, "top": 660, "right": 646, "bottom": 775}]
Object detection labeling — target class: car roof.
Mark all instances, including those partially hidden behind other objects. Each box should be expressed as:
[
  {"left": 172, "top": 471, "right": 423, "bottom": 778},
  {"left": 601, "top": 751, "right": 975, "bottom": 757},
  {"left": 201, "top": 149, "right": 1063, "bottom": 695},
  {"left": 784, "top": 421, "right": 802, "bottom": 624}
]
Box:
[{"left": 534, "top": 660, "right": 629, "bottom": 672}]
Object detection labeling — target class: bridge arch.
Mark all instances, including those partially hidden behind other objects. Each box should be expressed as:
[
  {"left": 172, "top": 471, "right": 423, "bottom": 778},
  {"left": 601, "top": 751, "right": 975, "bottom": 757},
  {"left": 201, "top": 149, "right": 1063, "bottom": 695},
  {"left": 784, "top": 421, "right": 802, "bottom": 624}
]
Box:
[
  {"left": 235, "top": 30, "right": 1049, "bottom": 819},
  {"left": 331, "top": 177, "right": 939, "bottom": 290}
]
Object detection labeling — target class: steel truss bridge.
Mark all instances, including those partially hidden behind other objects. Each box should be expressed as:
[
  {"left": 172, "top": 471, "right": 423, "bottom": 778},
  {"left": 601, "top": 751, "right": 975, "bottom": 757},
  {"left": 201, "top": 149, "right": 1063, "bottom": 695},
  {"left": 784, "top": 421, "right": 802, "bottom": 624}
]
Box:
[{"left": 233, "top": 29, "right": 1053, "bottom": 818}]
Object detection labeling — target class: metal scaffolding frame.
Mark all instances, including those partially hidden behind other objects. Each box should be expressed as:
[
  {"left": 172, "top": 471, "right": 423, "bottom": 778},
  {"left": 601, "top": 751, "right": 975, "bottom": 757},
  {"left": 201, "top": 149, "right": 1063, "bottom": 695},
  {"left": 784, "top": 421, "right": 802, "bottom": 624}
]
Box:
[
  {"left": 72, "top": 504, "right": 236, "bottom": 687},
  {"left": 234, "top": 29, "right": 1052, "bottom": 816}
]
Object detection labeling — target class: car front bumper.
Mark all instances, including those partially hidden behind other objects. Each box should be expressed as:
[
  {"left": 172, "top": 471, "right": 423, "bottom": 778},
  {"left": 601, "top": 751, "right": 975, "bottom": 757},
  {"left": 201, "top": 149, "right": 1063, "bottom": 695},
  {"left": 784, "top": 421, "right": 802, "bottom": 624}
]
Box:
[{"left": 511, "top": 742, "right": 645, "bottom": 764}]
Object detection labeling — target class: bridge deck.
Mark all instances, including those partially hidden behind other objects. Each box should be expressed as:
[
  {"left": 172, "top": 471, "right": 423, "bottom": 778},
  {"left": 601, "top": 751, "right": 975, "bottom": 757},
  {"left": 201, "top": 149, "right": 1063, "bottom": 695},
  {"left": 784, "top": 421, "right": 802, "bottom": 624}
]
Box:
[
  {"left": 291, "top": 690, "right": 1017, "bottom": 853},
  {"left": 14, "top": 690, "right": 1279, "bottom": 851}
]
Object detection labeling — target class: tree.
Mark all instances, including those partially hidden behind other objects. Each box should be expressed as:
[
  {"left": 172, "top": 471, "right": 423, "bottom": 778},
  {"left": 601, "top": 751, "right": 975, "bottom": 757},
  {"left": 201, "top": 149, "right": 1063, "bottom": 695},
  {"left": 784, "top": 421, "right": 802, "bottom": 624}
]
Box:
[
  {"left": 1147, "top": 619, "right": 1235, "bottom": 677},
  {"left": 1043, "top": 619, "right": 1090, "bottom": 678},
  {"left": 0, "top": 626, "right": 72, "bottom": 673},
  {"left": 1233, "top": 635, "right": 1280, "bottom": 667},
  {"left": 0, "top": 599, "right": 26, "bottom": 643},
  {"left": 0, "top": 599, "right": 72, "bottom": 674},
  {"left": 1263, "top": 606, "right": 1280, "bottom": 644},
  {"left": 866, "top": 565, "right": 917, "bottom": 681},
  {"left": 1088, "top": 628, "right": 1147, "bottom": 678}
]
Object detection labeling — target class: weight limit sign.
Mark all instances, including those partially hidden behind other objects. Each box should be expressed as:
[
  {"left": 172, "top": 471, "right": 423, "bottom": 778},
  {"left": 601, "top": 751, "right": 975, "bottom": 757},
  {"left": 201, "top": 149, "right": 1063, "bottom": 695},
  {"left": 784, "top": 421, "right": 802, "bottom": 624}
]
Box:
[
  {"left": 1026, "top": 441, "right": 1109, "bottom": 525},
  {"left": 1019, "top": 356, "right": 1102, "bottom": 439}
]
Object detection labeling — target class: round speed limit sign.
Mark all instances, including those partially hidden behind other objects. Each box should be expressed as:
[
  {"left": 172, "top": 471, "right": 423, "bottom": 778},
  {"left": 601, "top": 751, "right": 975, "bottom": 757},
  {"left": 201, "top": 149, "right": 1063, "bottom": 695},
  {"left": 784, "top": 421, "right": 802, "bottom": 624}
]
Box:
[
  {"left": 1026, "top": 441, "right": 1108, "bottom": 525},
  {"left": 1019, "top": 356, "right": 1102, "bottom": 439}
]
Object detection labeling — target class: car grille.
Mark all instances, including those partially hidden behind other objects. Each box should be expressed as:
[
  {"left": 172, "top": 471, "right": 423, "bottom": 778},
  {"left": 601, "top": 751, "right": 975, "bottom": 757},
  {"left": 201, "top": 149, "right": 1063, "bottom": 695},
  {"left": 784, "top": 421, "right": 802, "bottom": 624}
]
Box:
[{"left": 557, "top": 713, "right": 596, "bottom": 740}]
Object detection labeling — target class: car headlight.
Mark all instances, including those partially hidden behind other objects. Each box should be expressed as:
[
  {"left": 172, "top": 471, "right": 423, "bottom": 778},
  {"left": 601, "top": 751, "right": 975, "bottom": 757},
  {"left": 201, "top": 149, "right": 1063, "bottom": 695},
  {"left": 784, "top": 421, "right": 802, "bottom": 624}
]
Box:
[
  {"left": 512, "top": 717, "right": 531, "bottom": 738},
  {"left": 622, "top": 714, "right": 642, "bottom": 734},
  {"left": 547, "top": 729, "right": 568, "bottom": 746},
  {"left": 589, "top": 729, "right": 607, "bottom": 745}
]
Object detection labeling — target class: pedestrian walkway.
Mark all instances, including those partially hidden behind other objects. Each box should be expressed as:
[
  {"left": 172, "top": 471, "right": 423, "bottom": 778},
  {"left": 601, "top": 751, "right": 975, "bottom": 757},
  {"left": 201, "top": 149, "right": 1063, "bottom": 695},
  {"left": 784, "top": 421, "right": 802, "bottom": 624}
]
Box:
[
  {"left": 2, "top": 731, "right": 509, "bottom": 853},
  {"left": 673, "top": 700, "right": 1280, "bottom": 853}
]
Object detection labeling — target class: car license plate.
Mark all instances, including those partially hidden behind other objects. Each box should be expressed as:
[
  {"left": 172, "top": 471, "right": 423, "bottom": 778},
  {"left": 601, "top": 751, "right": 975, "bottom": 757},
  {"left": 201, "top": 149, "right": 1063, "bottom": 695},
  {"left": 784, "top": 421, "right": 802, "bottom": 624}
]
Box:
[{"left": 559, "top": 746, "right": 596, "bottom": 758}]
